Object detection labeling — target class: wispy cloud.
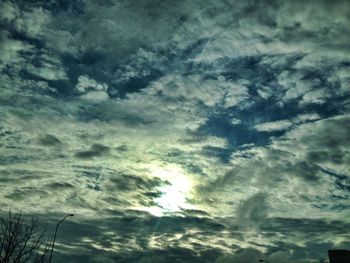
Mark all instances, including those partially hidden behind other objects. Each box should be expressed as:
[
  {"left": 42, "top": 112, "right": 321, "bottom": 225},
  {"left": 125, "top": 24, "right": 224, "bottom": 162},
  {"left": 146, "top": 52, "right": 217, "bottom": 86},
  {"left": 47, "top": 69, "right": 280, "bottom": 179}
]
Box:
[{"left": 1, "top": 0, "right": 349, "bottom": 262}]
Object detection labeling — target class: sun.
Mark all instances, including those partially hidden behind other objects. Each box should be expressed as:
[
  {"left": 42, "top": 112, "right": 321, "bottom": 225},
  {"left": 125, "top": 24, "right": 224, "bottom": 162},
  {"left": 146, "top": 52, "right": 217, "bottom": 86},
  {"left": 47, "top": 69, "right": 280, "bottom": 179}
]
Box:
[
  {"left": 155, "top": 175, "right": 191, "bottom": 212},
  {"left": 147, "top": 165, "right": 193, "bottom": 216}
]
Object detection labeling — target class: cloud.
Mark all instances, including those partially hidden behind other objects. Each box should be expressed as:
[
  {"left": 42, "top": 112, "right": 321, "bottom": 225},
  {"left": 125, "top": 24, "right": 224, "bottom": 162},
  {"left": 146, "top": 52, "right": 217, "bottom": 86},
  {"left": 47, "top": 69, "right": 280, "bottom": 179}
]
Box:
[
  {"left": 216, "top": 249, "right": 293, "bottom": 263},
  {"left": 254, "top": 114, "right": 321, "bottom": 132},
  {"left": 37, "top": 134, "right": 61, "bottom": 146},
  {"left": 293, "top": 113, "right": 321, "bottom": 123},
  {"left": 74, "top": 144, "right": 111, "bottom": 159},
  {"left": 0, "top": 30, "right": 30, "bottom": 69},
  {"left": 0, "top": 1, "right": 51, "bottom": 48},
  {"left": 215, "top": 248, "right": 264, "bottom": 263},
  {"left": 0, "top": 1, "right": 18, "bottom": 22},
  {"left": 255, "top": 120, "right": 293, "bottom": 132},
  {"left": 204, "top": 115, "right": 350, "bottom": 227},
  {"left": 236, "top": 193, "right": 269, "bottom": 229},
  {"left": 280, "top": 114, "right": 350, "bottom": 175},
  {"left": 25, "top": 55, "right": 68, "bottom": 81},
  {"left": 0, "top": 0, "right": 350, "bottom": 262},
  {"left": 76, "top": 75, "right": 108, "bottom": 93},
  {"left": 75, "top": 75, "right": 109, "bottom": 101}
]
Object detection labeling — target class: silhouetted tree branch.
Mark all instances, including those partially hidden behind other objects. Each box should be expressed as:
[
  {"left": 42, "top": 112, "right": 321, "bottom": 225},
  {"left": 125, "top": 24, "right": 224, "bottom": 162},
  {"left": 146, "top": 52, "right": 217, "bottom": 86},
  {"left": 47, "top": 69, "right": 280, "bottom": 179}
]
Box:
[{"left": 0, "top": 209, "right": 50, "bottom": 263}]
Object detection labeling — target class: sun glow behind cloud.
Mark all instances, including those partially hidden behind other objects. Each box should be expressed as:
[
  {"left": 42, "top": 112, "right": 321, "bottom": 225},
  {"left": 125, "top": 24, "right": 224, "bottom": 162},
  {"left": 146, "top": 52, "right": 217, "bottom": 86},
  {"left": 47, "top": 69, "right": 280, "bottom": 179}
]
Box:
[
  {"left": 1, "top": 0, "right": 350, "bottom": 261},
  {"left": 147, "top": 165, "right": 193, "bottom": 216}
]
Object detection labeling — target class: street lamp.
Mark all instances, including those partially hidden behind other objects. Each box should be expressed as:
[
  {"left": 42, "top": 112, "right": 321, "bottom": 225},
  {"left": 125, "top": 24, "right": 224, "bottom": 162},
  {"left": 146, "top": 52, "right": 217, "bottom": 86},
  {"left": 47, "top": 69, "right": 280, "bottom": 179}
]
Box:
[{"left": 48, "top": 214, "right": 74, "bottom": 263}]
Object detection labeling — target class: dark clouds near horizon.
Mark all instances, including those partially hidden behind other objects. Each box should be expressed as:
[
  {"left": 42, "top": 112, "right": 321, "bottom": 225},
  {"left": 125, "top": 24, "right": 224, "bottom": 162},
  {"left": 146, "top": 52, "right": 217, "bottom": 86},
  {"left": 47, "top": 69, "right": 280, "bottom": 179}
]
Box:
[{"left": 1, "top": 0, "right": 350, "bottom": 262}]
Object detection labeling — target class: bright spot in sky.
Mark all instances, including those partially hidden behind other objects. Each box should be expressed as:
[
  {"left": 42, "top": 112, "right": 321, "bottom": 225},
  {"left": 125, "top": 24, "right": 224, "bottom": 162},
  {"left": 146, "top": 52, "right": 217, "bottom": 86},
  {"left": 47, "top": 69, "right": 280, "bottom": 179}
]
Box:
[
  {"left": 156, "top": 176, "right": 191, "bottom": 212},
  {"left": 147, "top": 165, "right": 192, "bottom": 216}
]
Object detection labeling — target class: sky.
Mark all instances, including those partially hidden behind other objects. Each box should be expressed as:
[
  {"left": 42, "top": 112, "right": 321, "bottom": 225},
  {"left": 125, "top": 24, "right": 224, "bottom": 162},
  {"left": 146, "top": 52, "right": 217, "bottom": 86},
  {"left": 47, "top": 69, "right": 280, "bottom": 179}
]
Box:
[{"left": 0, "top": 0, "right": 350, "bottom": 262}]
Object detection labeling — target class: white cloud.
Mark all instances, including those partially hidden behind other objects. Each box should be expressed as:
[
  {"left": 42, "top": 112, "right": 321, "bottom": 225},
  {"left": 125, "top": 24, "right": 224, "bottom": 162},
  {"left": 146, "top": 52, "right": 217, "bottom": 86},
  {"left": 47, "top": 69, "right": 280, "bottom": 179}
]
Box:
[
  {"left": 230, "top": 118, "right": 242, "bottom": 125},
  {"left": 26, "top": 62, "right": 68, "bottom": 81},
  {"left": 0, "top": 31, "right": 31, "bottom": 69},
  {"left": 205, "top": 114, "right": 350, "bottom": 224},
  {"left": 277, "top": 114, "right": 350, "bottom": 176},
  {"left": 257, "top": 86, "right": 273, "bottom": 100},
  {"left": 1, "top": 1, "right": 350, "bottom": 261},
  {"left": 224, "top": 84, "right": 250, "bottom": 108},
  {"left": 255, "top": 120, "right": 293, "bottom": 132},
  {"left": 236, "top": 193, "right": 269, "bottom": 229},
  {"left": 76, "top": 75, "right": 108, "bottom": 93},
  {"left": 292, "top": 113, "right": 321, "bottom": 123},
  {"left": 147, "top": 74, "right": 250, "bottom": 109},
  {"left": 0, "top": 1, "right": 19, "bottom": 22},
  {"left": 300, "top": 88, "right": 329, "bottom": 105},
  {"left": 277, "top": 70, "right": 319, "bottom": 102},
  {"left": 15, "top": 7, "right": 50, "bottom": 38},
  {"left": 0, "top": 1, "right": 50, "bottom": 38},
  {"left": 75, "top": 75, "right": 109, "bottom": 101},
  {"left": 328, "top": 68, "right": 350, "bottom": 95},
  {"left": 255, "top": 113, "right": 322, "bottom": 133},
  {"left": 80, "top": 91, "right": 109, "bottom": 102}
]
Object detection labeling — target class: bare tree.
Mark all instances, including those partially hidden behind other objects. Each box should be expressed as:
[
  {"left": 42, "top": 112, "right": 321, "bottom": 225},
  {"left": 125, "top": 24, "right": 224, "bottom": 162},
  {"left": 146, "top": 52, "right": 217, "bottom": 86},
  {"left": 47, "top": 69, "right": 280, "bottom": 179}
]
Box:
[{"left": 0, "top": 209, "right": 50, "bottom": 263}]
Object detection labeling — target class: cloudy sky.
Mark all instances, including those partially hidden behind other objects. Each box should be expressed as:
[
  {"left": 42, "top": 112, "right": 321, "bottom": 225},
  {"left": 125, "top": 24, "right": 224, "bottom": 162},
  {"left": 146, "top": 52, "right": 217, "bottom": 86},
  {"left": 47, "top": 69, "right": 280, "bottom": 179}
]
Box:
[{"left": 0, "top": 0, "right": 350, "bottom": 262}]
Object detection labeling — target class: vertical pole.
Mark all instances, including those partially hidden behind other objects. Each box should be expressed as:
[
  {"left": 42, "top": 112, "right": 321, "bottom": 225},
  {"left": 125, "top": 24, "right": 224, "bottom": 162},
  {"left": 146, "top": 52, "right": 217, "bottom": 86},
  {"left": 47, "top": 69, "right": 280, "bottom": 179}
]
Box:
[
  {"left": 48, "top": 214, "right": 73, "bottom": 263},
  {"left": 48, "top": 222, "right": 60, "bottom": 263}
]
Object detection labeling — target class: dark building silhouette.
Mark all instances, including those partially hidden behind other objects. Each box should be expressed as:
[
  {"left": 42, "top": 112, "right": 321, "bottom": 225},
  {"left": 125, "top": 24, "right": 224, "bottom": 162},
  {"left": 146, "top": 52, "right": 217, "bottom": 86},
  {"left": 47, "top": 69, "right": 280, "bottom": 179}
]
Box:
[{"left": 328, "top": 250, "right": 350, "bottom": 263}]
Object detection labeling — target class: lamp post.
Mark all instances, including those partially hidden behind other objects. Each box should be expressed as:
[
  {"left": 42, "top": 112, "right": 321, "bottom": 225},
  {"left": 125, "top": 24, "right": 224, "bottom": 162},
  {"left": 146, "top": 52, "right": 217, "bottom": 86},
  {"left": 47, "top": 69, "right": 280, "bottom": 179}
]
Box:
[{"left": 48, "top": 214, "right": 74, "bottom": 263}]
